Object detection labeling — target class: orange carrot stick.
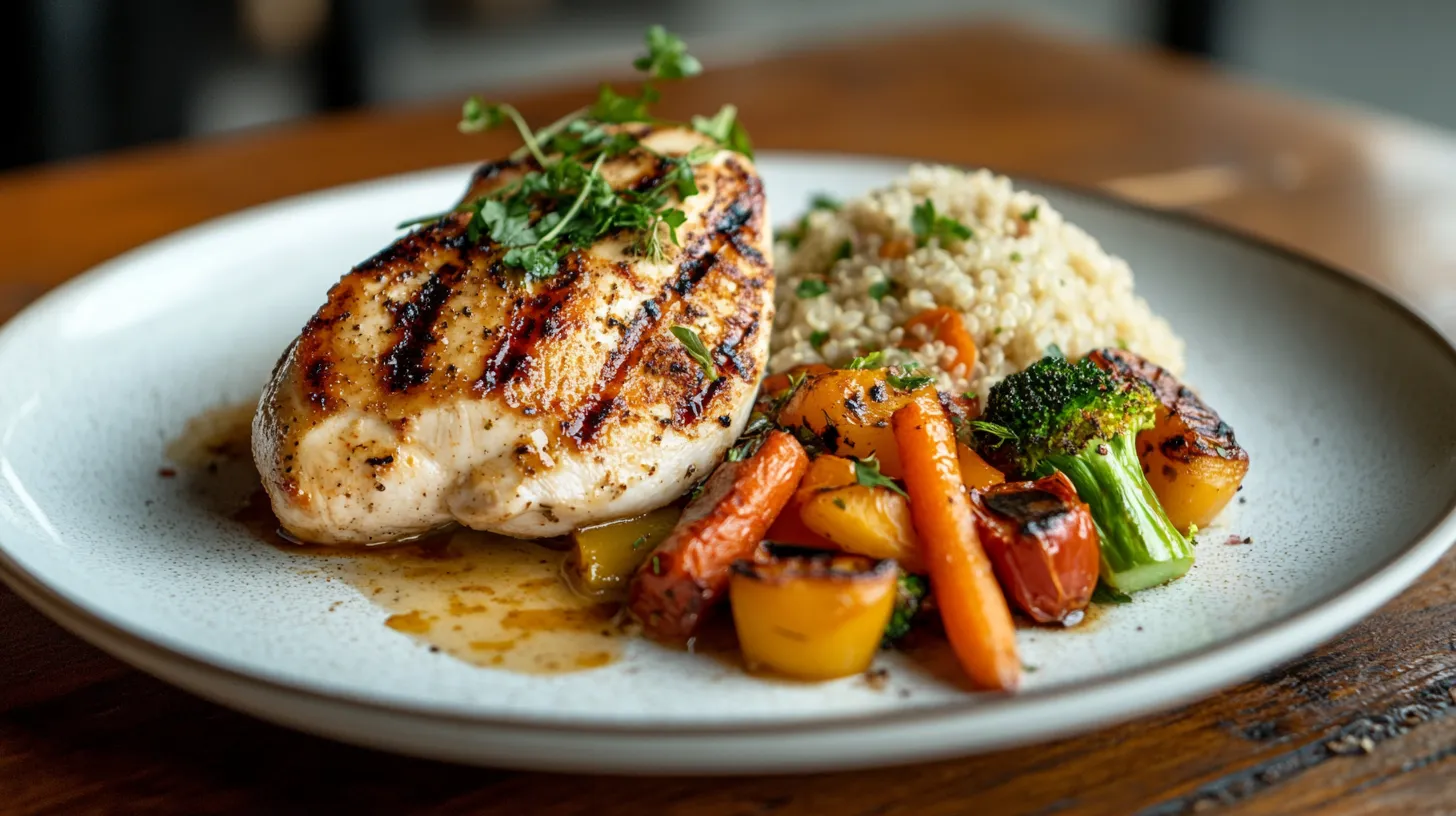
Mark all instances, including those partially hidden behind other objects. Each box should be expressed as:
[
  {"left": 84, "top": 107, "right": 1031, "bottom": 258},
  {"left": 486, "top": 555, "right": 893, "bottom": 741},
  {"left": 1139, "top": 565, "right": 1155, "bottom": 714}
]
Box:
[
  {"left": 902, "top": 307, "right": 978, "bottom": 376},
  {"left": 629, "top": 430, "right": 809, "bottom": 641},
  {"left": 892, "top": 399, "right": 1020, "bottom": 691}
]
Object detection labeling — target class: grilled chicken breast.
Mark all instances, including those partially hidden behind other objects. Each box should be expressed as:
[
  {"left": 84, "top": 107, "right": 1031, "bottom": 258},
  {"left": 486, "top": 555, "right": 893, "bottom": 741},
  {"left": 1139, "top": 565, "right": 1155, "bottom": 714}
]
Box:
[{"left": 253, "top": 126, "right": 773, "bottom": 544}]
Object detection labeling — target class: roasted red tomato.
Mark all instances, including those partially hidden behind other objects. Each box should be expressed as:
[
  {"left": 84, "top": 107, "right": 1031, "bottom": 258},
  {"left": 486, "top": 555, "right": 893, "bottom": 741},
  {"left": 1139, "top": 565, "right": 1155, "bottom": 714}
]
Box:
[{"left": 969, "top": 472, "right": 1099, "bottom": 625}]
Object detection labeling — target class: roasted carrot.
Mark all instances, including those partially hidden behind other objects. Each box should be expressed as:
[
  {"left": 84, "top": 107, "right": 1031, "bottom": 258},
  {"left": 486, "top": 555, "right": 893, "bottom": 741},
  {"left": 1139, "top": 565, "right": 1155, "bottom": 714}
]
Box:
[
  {"left": 902, "top": 307, "right": 978, "bottom": 376},
  {"left": 892, "top": 399, "right": 1020, "bottom": 691},
  {"left": 629, "top": 430, "right": 809, "bottom": 641}
]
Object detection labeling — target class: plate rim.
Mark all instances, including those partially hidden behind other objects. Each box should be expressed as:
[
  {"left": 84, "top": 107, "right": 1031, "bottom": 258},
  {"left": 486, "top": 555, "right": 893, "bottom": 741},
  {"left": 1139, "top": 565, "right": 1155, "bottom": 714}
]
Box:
[{"left": 2, "top": 150, "right": 1455, "bottom": 740}]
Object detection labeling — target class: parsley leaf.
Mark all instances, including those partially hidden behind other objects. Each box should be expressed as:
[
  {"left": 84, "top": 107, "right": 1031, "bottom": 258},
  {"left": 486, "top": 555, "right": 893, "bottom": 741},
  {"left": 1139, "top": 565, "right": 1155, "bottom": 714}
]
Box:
[
  {"left": 911, "top": 199, "right": 973, "bottom": 247},
  {"left": 691, "top": 104, "right": 754, "bottom": 158},
  {"left": 833, "top": 239, "right": 854, "bottom": 261},
  {"left": 589, "top": 83, "right": 659, "bottom": 124},
  {"left": 796, "top": 279, "right": 829, "bottom": 299},
  {"left": 670, "top": 325, "right": 719, "bottom": 382},
  {"left": 458, "top": 96, "right": 506, "bottom": 133},
  {"left": 886, "top": 367, "right": 936, "bottom": 391},
  {"left": 475, "top": 199, "right": 537, "bottom": 247},
  {"left": 845, "top": 351, "right": 885, "bottom": 370},
  {"left": 659, "top": 207, "right": 687, "bottom": 244},
  {"left": 414, "top": 26, "right": 742, "bottom": 283},
  {"left": 867, "top": 280, "right": 891, "bottom": 301},
  {"left": 809, "top": 330, "right": 829, "bottom": 350},
  {"left": 634, "top": 24, "right": 703, "bottom": 79},
  {"left": 970, "top": 420, "right": 1018, "bottom": 444},
  {"left": 810, "top": 194, "right": 841, "bottom": 211},
  {"left": 502, "top": 245, "right": 561, "bottom": 280},
  {"left": 1021, "top": 204, "right": 1040, "bottom": 222},
  {"left": 547, "top": 119, "right": 637, "bottom": 158},
  {"left": 854, "top": 455, "right": 908, "bottom": 497}
]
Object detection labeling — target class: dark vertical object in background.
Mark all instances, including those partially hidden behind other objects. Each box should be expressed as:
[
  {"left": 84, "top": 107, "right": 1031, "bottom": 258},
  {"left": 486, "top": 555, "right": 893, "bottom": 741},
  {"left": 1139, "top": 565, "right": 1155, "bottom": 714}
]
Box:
[
  {"left": 0, "top": 2, "right": 43, "bottom": 170},
  {"left": 317, "top": 0, "right": 367, "bottom": 112},
  {"left": 101, "top": 0, "right": 206, "bottom": 150},
  {"left": 314, "top": 1, "right": 415, "bottom": 113},
  {"left": 1155, "top": 0, "right": 1224, "bottom": 58}
]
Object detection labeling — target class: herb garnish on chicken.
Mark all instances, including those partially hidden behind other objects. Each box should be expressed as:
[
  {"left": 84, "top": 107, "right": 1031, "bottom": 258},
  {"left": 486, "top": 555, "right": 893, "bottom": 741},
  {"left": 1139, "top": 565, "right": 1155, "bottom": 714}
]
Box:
[
  {"left": 398, "top": 25, "right": 751, "bottom": 279},
  {"left": 973, "top": 354, "right": 1194, "bottom": 593}
]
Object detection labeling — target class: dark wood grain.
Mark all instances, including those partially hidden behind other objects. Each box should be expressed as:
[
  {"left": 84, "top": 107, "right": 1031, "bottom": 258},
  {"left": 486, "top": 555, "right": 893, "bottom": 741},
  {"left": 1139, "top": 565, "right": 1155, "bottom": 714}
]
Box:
[{"left": 2, "top": 24, "right": 1455, "bottom": 815}]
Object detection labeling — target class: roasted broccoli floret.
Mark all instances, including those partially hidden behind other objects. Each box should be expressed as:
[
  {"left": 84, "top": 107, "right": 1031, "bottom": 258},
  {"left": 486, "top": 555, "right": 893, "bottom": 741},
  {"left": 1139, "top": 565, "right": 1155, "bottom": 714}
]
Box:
[
  {"left": 882, "top": 572, "right": 929, "bottom": 646},
  {"left": 974, "top": 354, "right": 1193, "bottom": 593}
]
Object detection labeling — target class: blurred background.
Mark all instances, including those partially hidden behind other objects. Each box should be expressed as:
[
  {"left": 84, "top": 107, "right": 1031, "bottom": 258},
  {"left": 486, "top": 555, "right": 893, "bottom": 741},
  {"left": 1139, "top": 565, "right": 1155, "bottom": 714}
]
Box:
[{"left": 3, "top": 0, "right": 1452, "bottom": 171}]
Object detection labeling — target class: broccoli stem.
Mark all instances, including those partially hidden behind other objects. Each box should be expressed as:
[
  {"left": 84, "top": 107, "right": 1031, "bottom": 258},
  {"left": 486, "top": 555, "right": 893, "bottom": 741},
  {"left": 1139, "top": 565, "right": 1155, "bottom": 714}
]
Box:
[{"left": 1046, "top": 432, "right": 1194, "bottom": 593}]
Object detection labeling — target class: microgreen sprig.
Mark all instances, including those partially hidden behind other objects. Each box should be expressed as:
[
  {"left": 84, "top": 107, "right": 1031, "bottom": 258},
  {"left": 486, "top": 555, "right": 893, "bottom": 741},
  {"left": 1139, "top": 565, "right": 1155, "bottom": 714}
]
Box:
[
  {"left": 400, "top": 25, "right": 753, "bottom": 281},
  {"left": 912, "top": 199, "right": 973, "bottom": 247}
]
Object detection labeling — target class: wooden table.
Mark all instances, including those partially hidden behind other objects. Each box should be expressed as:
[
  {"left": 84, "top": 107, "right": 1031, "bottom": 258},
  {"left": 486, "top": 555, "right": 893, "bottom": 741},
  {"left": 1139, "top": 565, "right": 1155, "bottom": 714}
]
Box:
[{"left": 2, "top": 24, "right": 1454, "bottom": 815}]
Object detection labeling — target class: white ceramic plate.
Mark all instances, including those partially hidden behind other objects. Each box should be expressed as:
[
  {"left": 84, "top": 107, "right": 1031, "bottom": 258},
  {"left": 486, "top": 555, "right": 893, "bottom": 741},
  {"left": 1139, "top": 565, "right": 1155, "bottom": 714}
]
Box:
[{"left": 2, "top": 154, "right": 1455, "bottom": 774}]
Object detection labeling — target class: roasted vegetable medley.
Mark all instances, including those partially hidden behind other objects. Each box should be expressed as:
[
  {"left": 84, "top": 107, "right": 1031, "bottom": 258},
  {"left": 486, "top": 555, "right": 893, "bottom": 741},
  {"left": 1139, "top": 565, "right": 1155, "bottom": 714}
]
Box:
[{"left": 568, "top": 325, "right": 1248, "bottom": 690}]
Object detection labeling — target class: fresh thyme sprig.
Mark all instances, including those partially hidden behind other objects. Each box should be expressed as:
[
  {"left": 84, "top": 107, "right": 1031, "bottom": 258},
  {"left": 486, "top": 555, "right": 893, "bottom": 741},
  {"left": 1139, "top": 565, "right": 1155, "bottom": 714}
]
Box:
[{"left": 400, "top": 25, "right": 752, "bottom": 281}]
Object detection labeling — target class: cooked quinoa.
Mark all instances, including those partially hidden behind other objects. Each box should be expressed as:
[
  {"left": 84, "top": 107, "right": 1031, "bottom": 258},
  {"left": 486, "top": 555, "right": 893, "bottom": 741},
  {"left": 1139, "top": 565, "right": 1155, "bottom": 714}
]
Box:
[{"left": 770, "top": 165, "right": 1185, "bottom": 398}]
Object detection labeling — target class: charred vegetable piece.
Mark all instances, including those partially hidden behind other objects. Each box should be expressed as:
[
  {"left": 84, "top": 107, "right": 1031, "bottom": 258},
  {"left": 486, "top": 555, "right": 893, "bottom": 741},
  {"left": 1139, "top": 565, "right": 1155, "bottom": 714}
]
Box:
[
  {"left": 970, "top": 472, "right": 1099, "bottom": 624},
  {"left": 760, "top": 363, "right": 832, "bottom": 400},
  {"left": 777, "top": 368, "right": 937, "bottom": 477},
  {"left": 956, "top": 442, "right": 1006, "bottom": 491},
  {"left": 800, "top": 483, "right": 924, "bottom": 572},
  {"left": 894, "top": 399, "right": 1021, "bottom": 691},
  {"left": 730, "top": 545, "right": 897, "bottom": 680},
  {"left": 764, "top": 454, "right": 857, "bottom": 547},
  {"left": 1086, "top": 348, "right": 1249, "bottom": 533},
  {"left": 882, "top": 572, "right": 930, "bottom": 645},
  {"left": 569, "top": 506, "right": 681, "bottom": 598},
  {"left": 629, "top": 430, "right": 809, "bottom": 641},
  {"left": 901, "top": 307, "right": 978, "bottom": 376},
  {"left": 975, "top": 354, "right": 1192, "bottom": 594}
]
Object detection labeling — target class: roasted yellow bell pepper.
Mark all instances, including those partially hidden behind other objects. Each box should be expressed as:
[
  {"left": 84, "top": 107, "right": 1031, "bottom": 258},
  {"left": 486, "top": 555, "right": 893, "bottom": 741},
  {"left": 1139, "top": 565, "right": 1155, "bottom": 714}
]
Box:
[
  {"left": 956, "top": 442, "right": 1006, "bottom": 491},
  {"left": 765, "top": 454, "right": 857, "bottom": 547},
  {"left": 776, "top": 369, "right": 935, "bottom": 478},
  {"left": 799, "top": 483, "right": 923, "bottom": 573},
  {"left": 569, "top": 506, "right": 680, "bottom": 598},
  {"left": 730, "top": 546, "right": 897, "bottom": 680}
]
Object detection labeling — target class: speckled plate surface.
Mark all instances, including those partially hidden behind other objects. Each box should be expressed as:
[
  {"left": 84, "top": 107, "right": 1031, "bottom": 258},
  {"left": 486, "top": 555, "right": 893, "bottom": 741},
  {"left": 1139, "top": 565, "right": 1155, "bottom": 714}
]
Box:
[{"left": 2, "top": 154, "right": 1455, "bottom": 774}]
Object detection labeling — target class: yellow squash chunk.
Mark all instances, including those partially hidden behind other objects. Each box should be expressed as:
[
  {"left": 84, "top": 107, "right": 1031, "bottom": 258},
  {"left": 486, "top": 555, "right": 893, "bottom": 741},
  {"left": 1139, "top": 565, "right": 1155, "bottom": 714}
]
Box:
[
  {"left": 569, "top": 506, "right": 680, "bottom": 598},
  {"left": 776, "top": 369, "right": 936, "bottom": 478},
  {"left": 800, "top": 484, "right": 924, "bottom": 573},
  {"left": 730, "top": 548, "right": 897, "bottom": 680}
]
